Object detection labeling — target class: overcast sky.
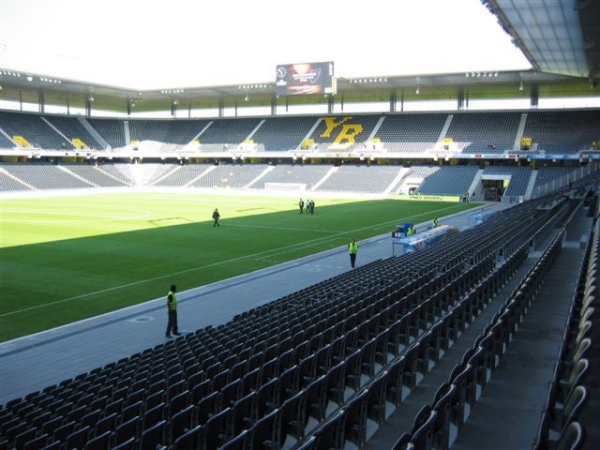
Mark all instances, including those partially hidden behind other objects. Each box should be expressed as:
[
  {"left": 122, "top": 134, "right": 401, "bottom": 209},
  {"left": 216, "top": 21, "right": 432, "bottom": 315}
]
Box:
[{"left": 0, "top": 0, "right": 531, "bottom": 90}]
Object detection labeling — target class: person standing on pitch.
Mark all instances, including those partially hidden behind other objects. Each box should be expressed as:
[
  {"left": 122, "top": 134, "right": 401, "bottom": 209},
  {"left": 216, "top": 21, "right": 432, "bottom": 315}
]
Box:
[
  {"left": 348, "top": 239, "right": 359, "bottom": 268},
  {"left": 166, "top": 284, "right": 181, "bottom": 338},
  {"left": 212, "top": 208, "right": 221, "bottom": 227}
]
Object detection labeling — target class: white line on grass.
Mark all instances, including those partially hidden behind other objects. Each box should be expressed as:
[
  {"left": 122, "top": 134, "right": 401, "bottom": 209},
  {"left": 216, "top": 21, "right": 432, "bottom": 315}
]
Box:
[
  {"left": 225, "top": 223, "right": 334, "bottom": 233},
  {"left": 2, "top": 208, "right": 152, "bottom": 223}
]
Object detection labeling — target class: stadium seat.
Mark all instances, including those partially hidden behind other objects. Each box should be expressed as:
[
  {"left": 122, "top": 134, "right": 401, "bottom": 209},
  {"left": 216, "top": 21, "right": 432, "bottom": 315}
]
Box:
[
  {"left": 311, "top": 409, "right": 345, "bottom": 450},
  {"left": 168, "top": 404, "right": 195, "bottom": 443},
  {"left": 247, "top": 407, "right": 283, "bottom": 450},
  {"left": 121, "top": 400, "right": 144, "bottom": 424},
  {"left": 431, "top": 382, "right": 458, "bottom": 450},
  {"left": 324, "top": 361, "right": 347, "bottom": 408},
  {"left": 296, "top": 354, "right": 318, "bottom": 389},
  {"left": 219, "top": 378, "right": 242, "bottom": 410},
  {"left": 315, "top": 344, "right": 334, "bottom": 374},
  {"left": 228, "top": 360, "right": 249, "bottom": 385},
  {"left": 278, "top": 364, "right": 299, "bottom": 399},
  {"left": 305, "top": 375, "right": 329, "bottom": 428},
  {"left": 260, "top": 358, "right": 279, "bottom": 385},
  {"left": 241, "top": 367, "right": 262, "bottom": 396},
  {"left": 360, "top": 336, "right": 379, "bottom": 378},
  {"left": 218, "top": 429, "right": 251, "bottom": 450},
  {"left": 465, "top": 345, "right": 487, "bottom": 400},
  {"left": 409, "top": 406, "right": 437, "bottom": 449},
  {"left": 366, "top": 371, "right": 389, "bottom": 425},
  {"left": 139, "top": 420, "right": 167, "bottom": 449},
  {"left": 557, "top": 359, "right": 589, "bottom": 405},
  {"left": 555, "top": 421, "right": 586, "bottom": 450},
  {"left": 343, "top": 387, "right": 370, "bottom": 448},
  {"left": 550, "top": 385, "right": 589, "bottom": 436},
  {"left": 111, "top": 437, "right": 136, "bottom": 450},
  {"left": 280, "top": 389, "right": 308, "bottom": 446},
  {"left": 202, "top": 407, "right": 233, "bottom": 449},
  {"left": 196, "top": 391, "right": 219, "bottom": 426},
  {"left": 229, "top": 391, "right": 258, "bottom": 436},
  {"left": 391, "top": 432, "right": 412, "bottom": 450},
  {"left": 142, "top": 402, "right": 166, "bottom": 430},
  {"left": 448, "top": 364, "right": 473, "bottom": 424},
  {"left": 171, "top": 424, "right": 203, "bottom": 450},
  {"left": 255, "top": 378, "right": 281, "bottom": 418},
  {"left": 13, "top": 429, "right": 37, "bottom": 450},
  {"left": 403, "top": 342, "right": 422, "bottom": 391},
  {"left": 385, "top": 355, "right": 408, "bottom": 405},
  {"left": 114, "top": 416, "right": 140, "bottom": 447},
  {"left": 344, "top": 349, "right": 364, "bottom": 392},
  {"left": 52, "top": 420, "right": 77, "bottom": 443},
  {"left": 191, "top": 378, "right": 212, "bottom": 406},
  {"left": 83, "top": 430, "right": 113, "bottom": 450},
  {"left": 387, "top": 318, "right": 409, "bottom": 356},
  {"left": 93, "top": 412, "right": 118, "bottom": 438},
  {"left": 64, "top": 425, "right": 91, "bottom": 450},
  {"left": 294, "top": 435, "right": 317, "bottom": 450}
]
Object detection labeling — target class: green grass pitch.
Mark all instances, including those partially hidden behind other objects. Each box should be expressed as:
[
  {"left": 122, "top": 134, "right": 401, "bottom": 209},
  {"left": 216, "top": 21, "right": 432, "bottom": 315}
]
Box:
[{"left": 0, "top": 192, "right": 478, "bottom": 342}]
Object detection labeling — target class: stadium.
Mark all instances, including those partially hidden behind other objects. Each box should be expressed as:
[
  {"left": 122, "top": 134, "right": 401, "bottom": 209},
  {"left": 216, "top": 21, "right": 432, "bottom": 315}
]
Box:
[{"left": 1, "top": 0, "right": 600, "bottom": 449}]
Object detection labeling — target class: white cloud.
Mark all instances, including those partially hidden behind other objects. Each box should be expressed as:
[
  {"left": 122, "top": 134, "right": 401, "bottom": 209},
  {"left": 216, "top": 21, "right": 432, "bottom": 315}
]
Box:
[{"left": 0, "top": 0, "right": 530, "bottom": 89}]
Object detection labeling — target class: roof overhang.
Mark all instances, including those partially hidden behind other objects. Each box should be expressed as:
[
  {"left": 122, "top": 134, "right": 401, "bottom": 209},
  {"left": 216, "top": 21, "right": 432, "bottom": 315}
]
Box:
[{"left": 487, "top": 0, "right": 600, "bottom": 80}]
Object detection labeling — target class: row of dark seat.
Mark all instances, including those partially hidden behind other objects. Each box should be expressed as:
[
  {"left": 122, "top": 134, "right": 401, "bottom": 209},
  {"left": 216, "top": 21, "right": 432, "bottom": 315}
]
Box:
[
  {"left": 533, "top": 210, "right": 599, "bottom": 450},
  {"left": 289, "top": 229, "right": 539, "bottom": 449},
  {"left": 393, "top": 222, "right": 565, "bottom": 449}
]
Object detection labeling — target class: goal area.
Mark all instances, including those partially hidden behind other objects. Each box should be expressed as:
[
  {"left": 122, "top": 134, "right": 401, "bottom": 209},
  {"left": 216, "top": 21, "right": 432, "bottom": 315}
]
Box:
[{"left": 264, "top": 182, "right": 307, "bottom": 192}]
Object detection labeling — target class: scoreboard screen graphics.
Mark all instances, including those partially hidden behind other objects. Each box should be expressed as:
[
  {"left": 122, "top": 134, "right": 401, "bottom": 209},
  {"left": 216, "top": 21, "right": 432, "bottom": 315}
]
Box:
[{"left": 276, "top": 61, "right": 335, "bottom": 96}]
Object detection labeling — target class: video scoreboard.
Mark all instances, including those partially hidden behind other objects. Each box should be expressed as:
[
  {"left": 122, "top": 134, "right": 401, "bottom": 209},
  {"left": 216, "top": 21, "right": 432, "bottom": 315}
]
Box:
[{"left": 275, "top": 61, "right": 335, "bottom": 96}]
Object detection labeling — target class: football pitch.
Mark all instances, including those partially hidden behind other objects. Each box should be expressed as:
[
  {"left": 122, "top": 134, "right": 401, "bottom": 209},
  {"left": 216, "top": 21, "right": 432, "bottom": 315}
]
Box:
[{"left": 0, "top": 192, "right": 478, "bottom": 342}]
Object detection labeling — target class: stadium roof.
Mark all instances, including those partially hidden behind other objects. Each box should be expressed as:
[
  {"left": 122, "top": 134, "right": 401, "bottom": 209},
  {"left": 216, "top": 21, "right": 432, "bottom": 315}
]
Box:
[
  {"left": 489, "top": 0, "right": 600, "bottom": 79},
  {"left": 0, "top": 0, "right": 598, "bottom": 115}
]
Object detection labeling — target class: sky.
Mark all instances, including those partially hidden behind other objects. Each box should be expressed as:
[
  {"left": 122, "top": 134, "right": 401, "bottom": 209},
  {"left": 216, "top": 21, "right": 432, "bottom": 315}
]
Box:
[{"left": 0, "top": 0, "right": 531, "bottom": 90}]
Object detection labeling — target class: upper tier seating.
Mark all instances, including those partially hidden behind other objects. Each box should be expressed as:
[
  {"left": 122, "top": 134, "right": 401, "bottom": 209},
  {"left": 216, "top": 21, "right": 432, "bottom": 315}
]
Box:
[
  {"left": 195, "top": 118, "right": 262, "bottom": 152},
  {"left": 0, "top": 111, "right": 67, "bottom": 149},
  {"left": 308, "top": 115, "right": 381, "bottom": 152},
  {"left": 85, "top": 118, "right": 127, "bottom": 149},
  {"left": 0, "top": 131, "right": 16, "bottom": 148},
  {"left": 375, "top": 114, "right": 447, "bottom": 153},
  {"left": 1, "top": 110, "right": 599, "bottom": 158},
  {"left": 252, "top": 117, "right": 319, "bottom": 151},
  {"left": 446, "top": 112, "right": 521, "bottom": 153},
  {"left": 522, "top": 110, "right": 600, "bottom": 154},
  {"left": 128, "top": 119, "right": 208, "bottom": 146},
  {"left": 44, "top": 115, "right": 102, "bottom": 150}
]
